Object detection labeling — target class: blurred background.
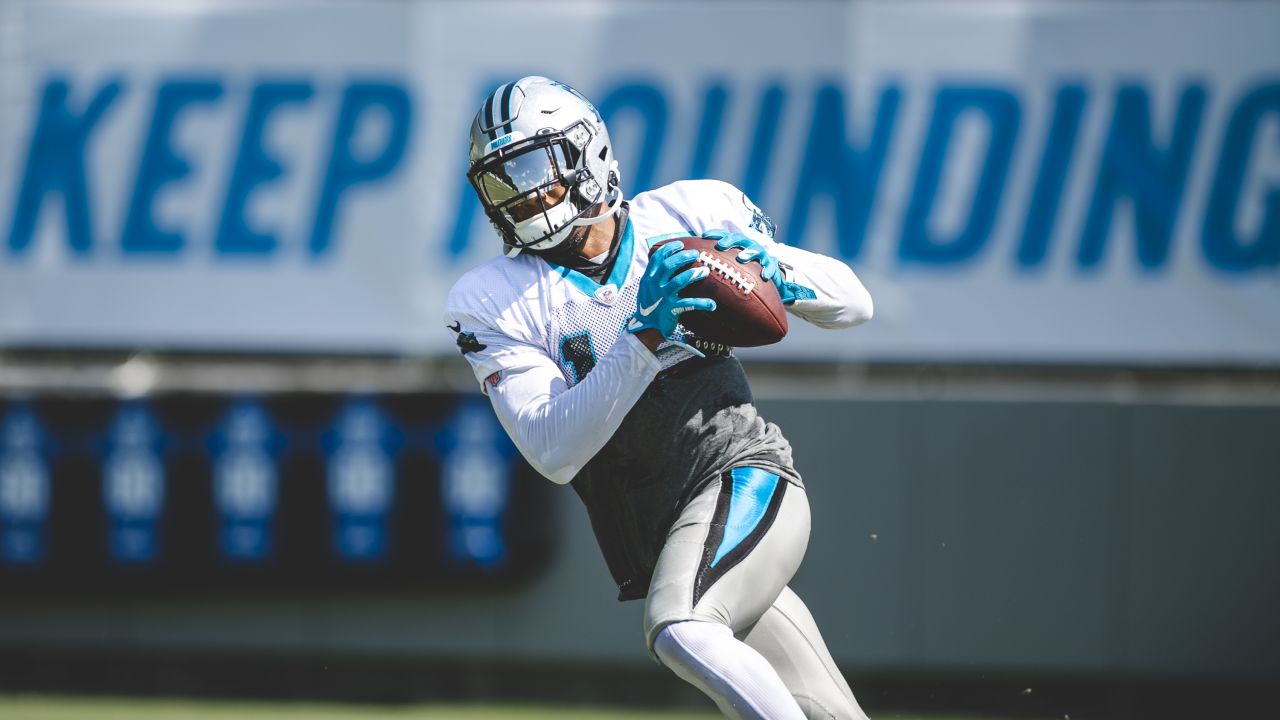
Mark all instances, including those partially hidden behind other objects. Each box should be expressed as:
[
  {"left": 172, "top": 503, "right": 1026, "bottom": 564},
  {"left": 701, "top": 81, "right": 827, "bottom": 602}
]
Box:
[{"left": 1, "top": 1, "right": 1278, "bottom": 719}]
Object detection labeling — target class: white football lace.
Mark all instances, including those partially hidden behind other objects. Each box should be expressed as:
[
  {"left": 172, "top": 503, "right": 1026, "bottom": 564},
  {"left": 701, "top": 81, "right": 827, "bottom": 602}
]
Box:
[{"left": 699, "top": 251, "right": 756, "bottom": 294}]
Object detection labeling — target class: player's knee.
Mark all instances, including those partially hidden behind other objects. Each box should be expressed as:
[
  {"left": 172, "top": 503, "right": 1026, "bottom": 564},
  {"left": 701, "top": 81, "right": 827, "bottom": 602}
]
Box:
[
  {"left": 652, "top": 621, "right": 697, "bottom": 671},
  {"left": 653, "top": 620, "right": 730, "bottom": 676}
]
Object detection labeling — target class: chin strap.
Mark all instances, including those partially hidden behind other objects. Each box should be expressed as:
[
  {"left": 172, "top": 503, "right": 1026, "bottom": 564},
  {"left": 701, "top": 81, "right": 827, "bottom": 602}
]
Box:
[
  {"left": 537, "top": 203, "right": 629, "bottom": 274},
  {"left": 573, "top": 188, "right": 623, "bottom": 228},
  {"left": 572, "top": 161, "right": 623, "bottom": 228}
]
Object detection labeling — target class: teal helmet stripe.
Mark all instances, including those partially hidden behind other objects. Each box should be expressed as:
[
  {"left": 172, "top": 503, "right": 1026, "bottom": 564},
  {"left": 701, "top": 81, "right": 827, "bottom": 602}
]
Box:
[
  {"left": 484, "top": 82, "right": 514, "bottom": 141},
  {"left": 499, "top": 81, "right": 516, "bottom": 135},
  {"left": 483, "top": 87, "right": 497, "bottom": 140}
]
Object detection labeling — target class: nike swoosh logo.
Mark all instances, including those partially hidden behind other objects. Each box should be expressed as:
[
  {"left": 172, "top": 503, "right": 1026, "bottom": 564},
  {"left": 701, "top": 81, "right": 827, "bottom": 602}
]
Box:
[{"left": 638, "top": 298, "right": 663, "bottom": 316}]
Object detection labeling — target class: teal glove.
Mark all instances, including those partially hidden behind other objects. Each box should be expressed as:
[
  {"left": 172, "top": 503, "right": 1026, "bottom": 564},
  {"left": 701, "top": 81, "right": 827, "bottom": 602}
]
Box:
[
  {"left": 627, "top": 239, "right": 717, "bottom": 339},
  {"left": 703, "top": 229, "right": 780, "bottom": 281},
  {"left": 701, "top": 229, "right": 815, "bottom": 306}
]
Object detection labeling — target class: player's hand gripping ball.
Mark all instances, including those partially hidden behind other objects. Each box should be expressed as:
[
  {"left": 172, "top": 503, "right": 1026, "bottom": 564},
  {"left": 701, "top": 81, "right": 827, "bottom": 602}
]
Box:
[
  {"left": 648, "top": 232, "right": 788, "bottom": 347},
  {"left": 627, "top": 240, "right": 718, "bottom": 340}
]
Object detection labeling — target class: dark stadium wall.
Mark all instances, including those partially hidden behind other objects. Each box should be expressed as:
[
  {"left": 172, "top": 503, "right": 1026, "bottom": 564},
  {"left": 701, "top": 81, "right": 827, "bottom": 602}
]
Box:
[{"left": 1, "top": 396, "right": 1276, "bottom": 688}]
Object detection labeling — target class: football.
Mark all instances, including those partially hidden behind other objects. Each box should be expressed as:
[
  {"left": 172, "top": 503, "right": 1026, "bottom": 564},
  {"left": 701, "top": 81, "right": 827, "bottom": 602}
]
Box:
[{"left": 649, "top": 235, "right": 788, "bottom": 347}]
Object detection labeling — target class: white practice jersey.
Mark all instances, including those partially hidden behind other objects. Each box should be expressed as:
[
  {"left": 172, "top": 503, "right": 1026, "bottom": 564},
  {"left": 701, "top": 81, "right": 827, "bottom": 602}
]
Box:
[{"left": 445, "top": 179, "right": 872, "bottom": 485}]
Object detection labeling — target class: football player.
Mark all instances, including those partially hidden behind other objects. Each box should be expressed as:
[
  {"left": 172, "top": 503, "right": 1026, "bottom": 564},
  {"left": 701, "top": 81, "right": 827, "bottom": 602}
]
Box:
[{"left": 446, "top": 76, "right": 874, "bottom": 720}]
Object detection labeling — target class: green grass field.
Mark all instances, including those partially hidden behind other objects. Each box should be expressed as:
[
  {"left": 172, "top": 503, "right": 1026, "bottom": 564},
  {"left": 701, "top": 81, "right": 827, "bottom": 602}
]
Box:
[{"left": 0, "top": 695, "right": 1035, "bottom": 720}]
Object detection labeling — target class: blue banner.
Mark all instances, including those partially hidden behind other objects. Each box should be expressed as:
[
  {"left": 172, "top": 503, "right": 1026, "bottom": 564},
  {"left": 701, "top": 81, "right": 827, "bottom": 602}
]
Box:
[{"left": 0, "top": 0, "right": 1276, "bottom": 363}]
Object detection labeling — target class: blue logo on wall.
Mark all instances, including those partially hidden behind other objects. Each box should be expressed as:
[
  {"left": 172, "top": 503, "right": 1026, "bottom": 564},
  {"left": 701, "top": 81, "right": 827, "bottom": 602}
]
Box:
[
  {"left": 210, "top": 399, "right": 280, "bottom": 563},
  {"left": 324, "top": 399, "right": 397, "bottom": 562},
  {"left": 102, "top": 404, "right": 166, "bottom": 564},
  {"left": 436, "top": 397, "right": 513, "bottom": 568},
  {"left": 0, "top": 406, "right": 51, "bottom": 565}
]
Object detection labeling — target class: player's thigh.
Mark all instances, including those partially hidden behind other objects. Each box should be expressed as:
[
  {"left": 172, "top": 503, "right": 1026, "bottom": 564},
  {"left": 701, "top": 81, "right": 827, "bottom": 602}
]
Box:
[
  {"left": 740, "top": 586, "right": 869, "bottom": 720},
  {"left": 644, "top": 466, "right": 810, "bottom": 652}
]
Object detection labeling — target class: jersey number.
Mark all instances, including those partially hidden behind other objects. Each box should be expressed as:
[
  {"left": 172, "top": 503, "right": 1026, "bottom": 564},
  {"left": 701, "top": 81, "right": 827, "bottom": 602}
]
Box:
[{"left": 559, "top": 331, "right": 597, "bottom": 385}]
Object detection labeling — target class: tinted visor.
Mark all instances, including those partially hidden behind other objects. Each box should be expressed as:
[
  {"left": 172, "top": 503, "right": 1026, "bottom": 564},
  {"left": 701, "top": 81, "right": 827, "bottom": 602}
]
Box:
[{"left": 472, "top": 138, "right": 577, "bottom": 208}]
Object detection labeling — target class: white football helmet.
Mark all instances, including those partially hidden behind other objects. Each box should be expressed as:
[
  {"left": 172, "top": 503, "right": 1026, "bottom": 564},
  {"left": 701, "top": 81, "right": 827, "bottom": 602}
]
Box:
[{"left": 467, "top": 77, "right": 622, "bottom": 257}]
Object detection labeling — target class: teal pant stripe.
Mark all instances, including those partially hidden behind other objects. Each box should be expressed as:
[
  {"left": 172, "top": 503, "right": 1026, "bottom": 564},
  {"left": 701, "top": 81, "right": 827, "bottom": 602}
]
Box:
[{"left": 710, "top": 467, "right": 780, "bottom": 568}]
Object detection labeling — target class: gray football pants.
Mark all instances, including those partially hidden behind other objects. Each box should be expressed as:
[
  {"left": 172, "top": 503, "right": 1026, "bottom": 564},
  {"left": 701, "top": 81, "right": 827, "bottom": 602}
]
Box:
[{"left": 643, "top": 468, "right": 868, "bottom": 719}]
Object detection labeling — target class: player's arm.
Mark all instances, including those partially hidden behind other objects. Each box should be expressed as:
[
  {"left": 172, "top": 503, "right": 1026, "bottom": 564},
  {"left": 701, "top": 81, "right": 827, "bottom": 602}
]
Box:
[
  {"left": 682, "top": 180, "right": 873, "bottom": 330},
  {"left": 705, "top": 229, "right": 873, "bottom": 331},
  {"left": 765, "top": 242, "right": 874, "bottom": 329},
  {"left": 444, "top": 248, "right": 708, "bottom": 485},
  {"left": 488, "top": 333, "right": 664, "bottom": 485},
  {"left": 446, "top": 310, "right": 663, "bottom": 485}
]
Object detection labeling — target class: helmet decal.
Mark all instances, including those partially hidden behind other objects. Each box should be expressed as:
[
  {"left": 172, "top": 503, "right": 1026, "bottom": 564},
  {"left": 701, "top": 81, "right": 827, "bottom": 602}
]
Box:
[{"left": 485, "top": 131, "right": 526, "bottom": 154}]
